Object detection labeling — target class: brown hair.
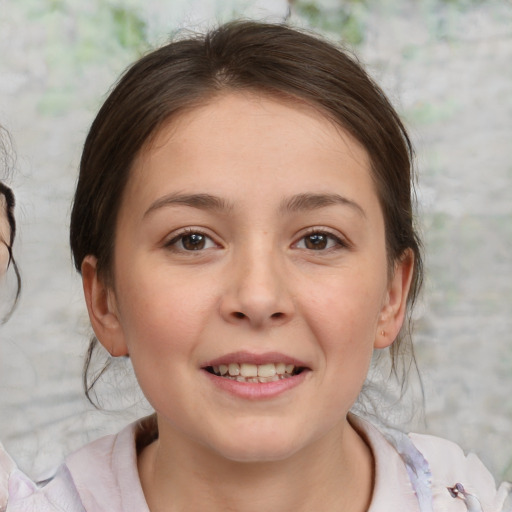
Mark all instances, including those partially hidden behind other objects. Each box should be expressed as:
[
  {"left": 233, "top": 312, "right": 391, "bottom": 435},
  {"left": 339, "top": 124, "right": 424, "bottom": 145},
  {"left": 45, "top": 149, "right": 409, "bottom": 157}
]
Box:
[{"left": 70, "top": 21, "right": 423, "bottom": 403}]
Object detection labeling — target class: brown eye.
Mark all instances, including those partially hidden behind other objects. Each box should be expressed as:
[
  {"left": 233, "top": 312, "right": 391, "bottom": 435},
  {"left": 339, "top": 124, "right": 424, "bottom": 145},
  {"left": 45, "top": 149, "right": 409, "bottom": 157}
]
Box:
[
  {"left": 304, "top": 233, "right": 328, "bottom": 250},
  {"left": 166, "top": 231, "right": 217, "bottom": 252},
  {"left": 181, "top": 233, "right": 207, "bottom": 250},
  {"left": 295, "top": 231, "right": 345, "bottom": 251}
]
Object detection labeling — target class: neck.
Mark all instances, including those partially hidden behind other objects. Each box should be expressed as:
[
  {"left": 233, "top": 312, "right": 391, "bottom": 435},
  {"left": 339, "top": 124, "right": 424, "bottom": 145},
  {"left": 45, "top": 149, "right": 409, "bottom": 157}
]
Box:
[{"left": 138, "top": 416, "right": 374, "bottom": 512}]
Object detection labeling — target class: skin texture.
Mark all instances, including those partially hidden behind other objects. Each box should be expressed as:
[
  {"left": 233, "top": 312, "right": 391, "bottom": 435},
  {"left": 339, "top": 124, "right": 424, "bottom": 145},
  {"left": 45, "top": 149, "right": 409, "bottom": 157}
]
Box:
[
  {"left": 82, "top": 92, "right": 414, "bottom": 512},
  {"left": 0, "top": 194, "right": 10, "bottom": 277}
]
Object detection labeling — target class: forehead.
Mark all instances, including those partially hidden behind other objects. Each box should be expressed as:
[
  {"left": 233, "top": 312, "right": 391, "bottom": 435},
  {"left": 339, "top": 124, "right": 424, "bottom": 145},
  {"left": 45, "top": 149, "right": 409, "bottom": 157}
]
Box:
[
  {"left": 133, "top": 91, "right": 372, "bottom": 188},
  {"left": 114, "top": 92, "right": 384, "bottom": 235},
  {"left": 116, "top": 91, "right": 385, "bottom": 249}
]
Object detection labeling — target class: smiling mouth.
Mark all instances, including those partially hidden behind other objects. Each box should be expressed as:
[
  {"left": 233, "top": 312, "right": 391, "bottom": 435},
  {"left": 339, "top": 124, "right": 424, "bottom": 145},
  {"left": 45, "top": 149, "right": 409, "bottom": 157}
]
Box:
[{"left": 204, "top": 362, "right": 307, "bottom": 383}]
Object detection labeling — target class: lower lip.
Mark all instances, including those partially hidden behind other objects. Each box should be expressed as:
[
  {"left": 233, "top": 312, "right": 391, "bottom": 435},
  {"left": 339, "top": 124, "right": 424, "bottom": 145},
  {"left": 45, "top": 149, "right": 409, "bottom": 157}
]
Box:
[{"left": 202, "top": 370, "right": 309, "bottom": 400}]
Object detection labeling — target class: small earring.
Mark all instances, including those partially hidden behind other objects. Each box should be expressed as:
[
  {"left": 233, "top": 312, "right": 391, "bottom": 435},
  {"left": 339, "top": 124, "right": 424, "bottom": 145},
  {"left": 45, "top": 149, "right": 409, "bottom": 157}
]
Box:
[{"left": 380, "top": 330, "right": 386, "bottom": 336}]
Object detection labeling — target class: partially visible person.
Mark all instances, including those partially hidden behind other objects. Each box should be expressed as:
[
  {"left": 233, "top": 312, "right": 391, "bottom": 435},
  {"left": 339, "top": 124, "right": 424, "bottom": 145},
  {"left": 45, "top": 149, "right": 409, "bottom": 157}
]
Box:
[
  {"left": 0, "top": 128, "right": 79, "bottom": 512},
  {"left": 0, "top": 127, "right": 19, "bottom": 302},
  {"left": 0, "top": 174, "right": 18, "bottom": 511},
  {"left": 0, "top": 125, "right": 22, "bottom": 510}
]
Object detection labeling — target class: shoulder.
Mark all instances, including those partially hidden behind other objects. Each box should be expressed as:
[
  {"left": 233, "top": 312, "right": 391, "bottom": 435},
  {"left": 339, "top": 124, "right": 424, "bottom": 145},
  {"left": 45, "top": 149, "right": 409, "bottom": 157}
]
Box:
[
  {"left": 63, "top": 419, "right": 150, "bottom": 512},
  {"left": 351, "top": 414, "right": 512, "bottom": 512},
  {"left": 62, "top": 423, "right": 129, "bottom": 511},
  {"left": 1, "top": 443, "right": 16, "bottom": 510},
  {"left": 408, "top": 432, "right": 512, "bottom": 512},
  {"left": 0, "top": 442, "right": 85, "bottom": 512},
  {"left": 0, "top": 419, "right": 147, "bottom": 512},
  {"left": 1, "top": 416, "right": 152, "bottom": 512}
]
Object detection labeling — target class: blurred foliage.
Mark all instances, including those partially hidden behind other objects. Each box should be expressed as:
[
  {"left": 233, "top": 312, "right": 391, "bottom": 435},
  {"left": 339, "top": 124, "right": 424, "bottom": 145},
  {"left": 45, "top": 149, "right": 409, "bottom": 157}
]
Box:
[
  {"left": 6, "top": 0, "right": 502, "bottom": 114},
  {"left": 406, "top": 99, "right": 460, "bottom": 126},
  {"left": 110, "top": 6, "right": 147, "bottom": 50},
  {"left": 291, "top": 0, "right": 489, "bottom": 45},
  {"left": 12, "top": 0, "right": 150, "bottom": 115},
  {"left": 291, "top": 1, "right": 367, "bottom": 45}
]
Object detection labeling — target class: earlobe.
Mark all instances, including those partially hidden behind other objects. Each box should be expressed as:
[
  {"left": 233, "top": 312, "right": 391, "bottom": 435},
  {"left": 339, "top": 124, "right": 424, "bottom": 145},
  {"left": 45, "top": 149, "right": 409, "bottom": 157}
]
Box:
[
  {"left": 81, "top": 255, "right": 128, "bottom": 357},
  {"left": 375, "top": 249, "right": 415, "bottom": 349}
]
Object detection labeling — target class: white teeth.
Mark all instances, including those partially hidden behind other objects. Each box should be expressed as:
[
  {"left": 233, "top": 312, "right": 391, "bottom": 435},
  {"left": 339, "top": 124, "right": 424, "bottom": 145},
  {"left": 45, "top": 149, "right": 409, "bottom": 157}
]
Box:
[
  {"left": 258, "top": 363, "right": 276, "bottom": 378},
  {"left": 275, "top": 363, "right": 286, "bottom": 375},
  {"left": 228, "top": 363, "right": 240, "bottom": 376},
  {"left": 211, "top": 362, "right": 300, "bottom": 382},
  {"left": 240, "top": 363, "right": 258, "bottom": 378}
]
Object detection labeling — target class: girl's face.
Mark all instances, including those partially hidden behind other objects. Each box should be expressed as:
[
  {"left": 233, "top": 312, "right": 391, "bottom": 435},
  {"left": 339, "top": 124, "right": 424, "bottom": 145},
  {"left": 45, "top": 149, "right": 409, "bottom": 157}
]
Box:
[{"left": 84, "top": 92, "right": 412, "bottom": 462}]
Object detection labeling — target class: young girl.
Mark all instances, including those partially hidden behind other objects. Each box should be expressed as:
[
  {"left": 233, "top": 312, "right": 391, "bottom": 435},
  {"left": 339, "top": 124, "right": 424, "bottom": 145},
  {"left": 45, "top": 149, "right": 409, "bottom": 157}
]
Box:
[{"left": 3, "top": 21, "right": 511, "bottom": 512}]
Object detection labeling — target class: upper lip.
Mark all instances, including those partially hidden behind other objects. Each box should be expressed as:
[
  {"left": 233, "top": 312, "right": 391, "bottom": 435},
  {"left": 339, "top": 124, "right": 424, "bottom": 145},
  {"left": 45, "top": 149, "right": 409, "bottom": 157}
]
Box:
[{"left": 201, "top": 351, "right": 310, "bottom": 368}]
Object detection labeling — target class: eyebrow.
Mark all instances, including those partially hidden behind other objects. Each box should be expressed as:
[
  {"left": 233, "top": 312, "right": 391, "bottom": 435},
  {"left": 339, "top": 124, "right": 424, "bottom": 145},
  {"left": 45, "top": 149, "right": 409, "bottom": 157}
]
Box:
[
  {"left": 144, "top": 191, "right": 365, "bottom": 218},
  {"left": 144, "top": 193, "right": 233, "bottom": 218},
  {"left": 280, "top": 193, "right": 366, "bottom": 218}
]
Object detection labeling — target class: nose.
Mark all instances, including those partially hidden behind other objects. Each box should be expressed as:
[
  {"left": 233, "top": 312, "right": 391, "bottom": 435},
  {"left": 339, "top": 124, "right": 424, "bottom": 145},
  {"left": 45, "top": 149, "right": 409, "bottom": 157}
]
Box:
[{"left": 220, "top": 246, "right": 295, "bottom": 329}]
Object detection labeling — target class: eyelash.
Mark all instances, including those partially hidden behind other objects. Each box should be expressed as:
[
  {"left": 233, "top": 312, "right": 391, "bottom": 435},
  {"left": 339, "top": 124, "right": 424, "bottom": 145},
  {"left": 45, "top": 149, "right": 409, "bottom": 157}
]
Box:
[
  {"left": 294, "top": 229, "right": 349, "bottom": 252},
  {"left": 165, "top": 228, "right": 218, "bottom": 252},
  {"left": 164, "top": 226, "right": 349, "bottom": 255}
]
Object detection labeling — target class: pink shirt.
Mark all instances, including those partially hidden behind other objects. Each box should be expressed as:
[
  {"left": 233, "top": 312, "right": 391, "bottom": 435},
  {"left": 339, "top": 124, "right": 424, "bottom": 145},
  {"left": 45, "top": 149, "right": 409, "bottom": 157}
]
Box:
[{"left": 2, "top": 416, "right": 511, "bottom": 511}]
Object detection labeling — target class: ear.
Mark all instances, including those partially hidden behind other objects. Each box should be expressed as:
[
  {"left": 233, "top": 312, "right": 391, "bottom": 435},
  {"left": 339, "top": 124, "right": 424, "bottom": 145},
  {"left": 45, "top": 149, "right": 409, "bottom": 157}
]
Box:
[
  {"left": 81, "top": 255, "right": 128, "bottom": 357},
  {"left": 375, "top": 249, "right": 415, "bottom": 349}
]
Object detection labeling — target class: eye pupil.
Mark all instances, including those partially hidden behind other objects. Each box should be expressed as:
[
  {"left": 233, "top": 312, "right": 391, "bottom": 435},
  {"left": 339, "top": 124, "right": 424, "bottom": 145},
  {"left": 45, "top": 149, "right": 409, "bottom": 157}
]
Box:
[
  {"left": 182, "top": 233, "right": 205, "bottom": 250},
  {"left": 305, "top": 234, "right": 327, "bottom": 250}
]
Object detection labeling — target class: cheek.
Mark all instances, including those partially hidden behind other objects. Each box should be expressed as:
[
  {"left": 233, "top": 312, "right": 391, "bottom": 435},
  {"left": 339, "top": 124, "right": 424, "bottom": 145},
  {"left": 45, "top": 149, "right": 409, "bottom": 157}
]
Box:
[
  {"left": 0, "top": 244, "right": 9, "bottom": 276},
  {"left": 115, "top": 265, "right": 216, "bottom": 356},
  {"left": 299, "top": 264, "right": 387, "bottom": 387},
  {"left": 314, "top": 284, "right": 381, "bottom": 392},
  {"left": 301, "top": 265, "right": 387, "bottom": 335}
]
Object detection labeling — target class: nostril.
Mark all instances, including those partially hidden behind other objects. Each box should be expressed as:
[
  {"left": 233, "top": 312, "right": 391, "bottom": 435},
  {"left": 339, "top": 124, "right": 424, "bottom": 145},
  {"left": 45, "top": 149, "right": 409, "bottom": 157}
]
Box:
[{"left": 232, "top": 311, "right": 284, "bottom": 320}]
